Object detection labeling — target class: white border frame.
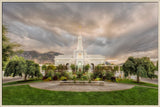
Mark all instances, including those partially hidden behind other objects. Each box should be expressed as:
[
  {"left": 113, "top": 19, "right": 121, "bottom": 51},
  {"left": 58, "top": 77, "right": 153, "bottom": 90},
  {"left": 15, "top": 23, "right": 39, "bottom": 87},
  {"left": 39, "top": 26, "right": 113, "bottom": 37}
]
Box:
[{"left": 0, "top": 0, "right": 159, "bottom": 107}]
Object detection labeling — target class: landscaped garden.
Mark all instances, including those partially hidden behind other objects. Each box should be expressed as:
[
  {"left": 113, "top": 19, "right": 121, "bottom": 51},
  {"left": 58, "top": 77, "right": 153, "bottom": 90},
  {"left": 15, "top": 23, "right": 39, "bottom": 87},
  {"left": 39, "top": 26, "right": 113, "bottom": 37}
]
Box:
[
  {"left": 2, "top": 25, "right": 158, "bottom": 105},
  {"left": 3, "top": 61, "right": 158, "bottom": 105},
  {"left": 41, "top": 64, "right": 117, "bottom": 82},
  {"left": 3, "top": 60, "right": 158, "bottom": 105}
]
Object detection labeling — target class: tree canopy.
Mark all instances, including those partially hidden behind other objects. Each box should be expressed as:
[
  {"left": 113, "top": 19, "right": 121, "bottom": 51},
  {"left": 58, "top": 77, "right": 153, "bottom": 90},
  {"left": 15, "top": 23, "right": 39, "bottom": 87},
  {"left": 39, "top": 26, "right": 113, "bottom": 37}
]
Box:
[
  {"left": 24, "top": 60, "right": 41, "bottom": 80},
  {"left": 4, "top": 55, "right": 26, "bottom": 77},
  {"left": 2, "top": 25, "right": 23, "bottom": 70},
  {"left": 4, "top": 56, "right": 41, "bottom": 81},
  {"left": 56, "top": 64, "right": 67, "bottom": 72},
  {"left": 70, "top": 64, "right": 76, "bottom": 72},
  {"left": 84, "top": 64, "right": 90, "bottom": 72},
  {"left": 123, "top": 56, "right": 157, "bottom": 83},
  {"left": 42, "top": 64, "right": 47, "bottom": 70}
]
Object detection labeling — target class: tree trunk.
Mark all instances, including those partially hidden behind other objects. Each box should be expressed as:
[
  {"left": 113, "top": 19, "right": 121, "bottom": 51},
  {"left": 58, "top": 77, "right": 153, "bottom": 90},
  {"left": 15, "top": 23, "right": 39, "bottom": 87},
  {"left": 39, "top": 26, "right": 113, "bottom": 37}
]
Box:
[
  {"left": 24, "top": 74, "right": 27, "bottom": 81},
  {"left": 128, "top": 74, "right": 131, "bottom": 79},
  {"left": 137, "top": 74, "right": 140, "bottom": 83}
]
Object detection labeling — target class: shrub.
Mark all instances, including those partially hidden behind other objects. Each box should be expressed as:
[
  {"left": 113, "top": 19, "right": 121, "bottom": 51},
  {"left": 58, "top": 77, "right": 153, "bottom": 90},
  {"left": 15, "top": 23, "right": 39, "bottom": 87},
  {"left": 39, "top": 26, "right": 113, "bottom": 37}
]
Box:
[
  {"left": 61, "top": 71, "right": 68, "bottom": 77},
  {"left": 86, "top": 72, "right": 93, "bottom": 81},
  {"left": 102, "top": 71, "right": 106, "bottom": 80},
  {"left": 70, "top": 64, "right": 76, "bottom": 72},
  {"left": 93, "top": 70, "right": 103, "bottom": 79},
  {"left": 42, "top": 76, "right": 47, "bottom": 80},
  {"left": 89, "top": 72, "right": 94, "bottom": 80},
  {"left": 116, "top": 78, "right": 123, "bottom": 83},
  {"left": 53, "top": 72, "right": 61, "bottom": 80},
  {"left": 73, "top": 74, "right": 77, "bottom": 82},
  {"left": 84, "top": 64, "right": 90, "bottom": 72},
  {"left": 56, "top": 64, "right": 67, "bottom": 72},
  {"left": 66, "top": 72, "right": 73, "bottom": 80},
  {"left": 45, "top": 70, "right": 54, "bottom": 78},
  {"left": 29, "top": 77, "right": 42, "bottom": 80},
  {"left": 111, "top": 77, "right": 116, "bottom": 82},
  {"left": 81, "top": 74, "right": 87, "bottom": 80},
  {"left": 114, "top": 66, "right": 119, "bottom": 71},
  {"left": 46, "top": 65, "right": 56, "bottom": 72},
  {"left": 105, "top": 66, "right": 113, "bottom": 71},
  {"left": 106, "top": 71, "right": 114, "bottom": 80},
  {"left": 37, "top": 73, "right": 43, "bottom": 80},
  {"left": 52, "top": 76, "right": 58, "bottom": 80},
  {"left": 44, "top": 77, "right": 52, "bottom": 81},
  {"left": 95, "top": 77, "right": 102, "bottom": 81},
  {"left": 42, "top": 64, "right": 47, "bottom": 71},
  {"left": 60, "top": 76, "right": 67, "bottom": 81},
  {"left": 76, "top": 71, "right": 83, "bottom": 79}
]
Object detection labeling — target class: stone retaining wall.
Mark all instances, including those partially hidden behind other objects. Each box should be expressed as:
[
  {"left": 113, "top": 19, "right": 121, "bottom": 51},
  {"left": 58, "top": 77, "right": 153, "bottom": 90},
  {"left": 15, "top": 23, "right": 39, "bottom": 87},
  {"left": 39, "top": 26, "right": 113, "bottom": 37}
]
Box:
[{"left": 60, "top": 81, "right": 104, "bottom": 86}]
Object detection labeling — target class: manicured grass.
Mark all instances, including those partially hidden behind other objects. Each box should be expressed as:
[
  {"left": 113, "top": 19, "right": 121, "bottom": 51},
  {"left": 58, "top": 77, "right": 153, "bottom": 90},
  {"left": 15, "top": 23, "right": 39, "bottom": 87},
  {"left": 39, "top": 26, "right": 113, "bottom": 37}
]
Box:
[
  {"left": 118, "top": 79, "right": 158, "bottom": 87},
  {"left": 3, "top": 85, "right": 158, "bottom": 105},
  {"left": 3, "top": 79, "right": 43, "bottom": 86}
]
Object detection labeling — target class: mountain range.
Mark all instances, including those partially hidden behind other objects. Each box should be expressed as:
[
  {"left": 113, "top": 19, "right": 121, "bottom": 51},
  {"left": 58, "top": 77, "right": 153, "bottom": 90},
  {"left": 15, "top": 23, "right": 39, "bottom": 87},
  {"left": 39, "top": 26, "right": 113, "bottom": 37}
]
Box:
[
  {"left": 17, "top": 51, "right": 63, "bottom": 64},
  {"left": 17, "top": 50, "right": 113, "bottom": 65}
]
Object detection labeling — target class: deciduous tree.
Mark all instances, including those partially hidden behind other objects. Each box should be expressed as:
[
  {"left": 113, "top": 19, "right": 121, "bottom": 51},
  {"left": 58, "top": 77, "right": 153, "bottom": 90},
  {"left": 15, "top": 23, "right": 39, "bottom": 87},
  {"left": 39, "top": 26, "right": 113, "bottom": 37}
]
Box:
[
  {"left": 123, "top": 57, "right": 156, "bottom": 83},
  {"left": 2, "top": 25, "right": 23, "bottom": 70},
  {"left": 4, "top": 56, "right": 41, "bottom": 81},
  {"left": 25, "top": 60, "right": 41, "bottom": 80},
  {"left": 4, "top": 55, "right": 26, "bottom": 77}
]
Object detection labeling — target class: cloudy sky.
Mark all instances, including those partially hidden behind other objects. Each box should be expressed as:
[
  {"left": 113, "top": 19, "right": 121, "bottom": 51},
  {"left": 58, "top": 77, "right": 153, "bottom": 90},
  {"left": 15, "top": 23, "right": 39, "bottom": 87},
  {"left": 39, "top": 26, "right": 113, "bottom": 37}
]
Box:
[{"left": 2, "top": 2, "right": 158, "bottom": 64}]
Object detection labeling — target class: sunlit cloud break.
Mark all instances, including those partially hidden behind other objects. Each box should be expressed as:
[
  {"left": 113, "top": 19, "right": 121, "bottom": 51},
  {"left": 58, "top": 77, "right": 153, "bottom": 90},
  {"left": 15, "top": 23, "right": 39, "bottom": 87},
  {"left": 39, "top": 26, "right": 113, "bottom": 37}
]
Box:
[{"left": 2, "top": 2, "right": 158, "bottom": 63}]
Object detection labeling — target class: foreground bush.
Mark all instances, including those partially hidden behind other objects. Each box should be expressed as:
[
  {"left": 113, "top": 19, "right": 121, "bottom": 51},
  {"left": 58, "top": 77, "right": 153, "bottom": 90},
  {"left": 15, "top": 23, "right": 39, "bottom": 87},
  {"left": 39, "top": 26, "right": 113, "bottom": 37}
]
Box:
[{"left": 60, "top": 76, "right": 67, "bottom": 81}]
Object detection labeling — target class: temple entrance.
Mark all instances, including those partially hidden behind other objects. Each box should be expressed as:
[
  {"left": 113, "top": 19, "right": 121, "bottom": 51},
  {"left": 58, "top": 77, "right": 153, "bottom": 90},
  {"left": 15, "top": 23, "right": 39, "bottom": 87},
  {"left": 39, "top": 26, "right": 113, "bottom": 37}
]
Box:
[{"left": 78, "top": 61, "right": 83, "bottom": 71}]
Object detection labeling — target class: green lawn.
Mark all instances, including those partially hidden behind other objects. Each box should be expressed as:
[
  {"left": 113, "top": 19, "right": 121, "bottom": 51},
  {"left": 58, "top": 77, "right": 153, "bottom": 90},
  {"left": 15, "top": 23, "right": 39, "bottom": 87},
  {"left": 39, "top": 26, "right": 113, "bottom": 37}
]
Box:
[
  {"left": 3, "top": 79, "right": 43, "bottom": 86},
  {"left": 118, "top": 79, "right": 158, "bottom": 87},
  {"left": 3, "top": 85, "right": 158, "bottom": 105}
]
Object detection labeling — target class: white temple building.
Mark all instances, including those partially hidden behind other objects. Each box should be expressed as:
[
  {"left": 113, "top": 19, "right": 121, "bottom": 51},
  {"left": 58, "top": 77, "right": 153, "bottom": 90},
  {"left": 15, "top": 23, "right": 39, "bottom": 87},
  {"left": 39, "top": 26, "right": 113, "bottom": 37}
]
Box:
[{"left": 55, "top": 35, "right": 106, "bottom": 71}]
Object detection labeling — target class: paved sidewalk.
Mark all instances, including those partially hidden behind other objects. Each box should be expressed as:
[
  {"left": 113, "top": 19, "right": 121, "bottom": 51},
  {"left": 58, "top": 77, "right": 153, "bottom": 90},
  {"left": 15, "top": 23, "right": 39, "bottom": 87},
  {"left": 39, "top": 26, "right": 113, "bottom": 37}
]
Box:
[
  {"left": 3, "top": 80, "right": 158, "bottom": 92},
  {"left": 140, "top": 78, "right": 158, "bottom": 84},
  {"left": 2, "top": 77, "right": 23, "bottom": 83},
  {"left": 29, "top": 81, "right": 135, "bottom": 92}
]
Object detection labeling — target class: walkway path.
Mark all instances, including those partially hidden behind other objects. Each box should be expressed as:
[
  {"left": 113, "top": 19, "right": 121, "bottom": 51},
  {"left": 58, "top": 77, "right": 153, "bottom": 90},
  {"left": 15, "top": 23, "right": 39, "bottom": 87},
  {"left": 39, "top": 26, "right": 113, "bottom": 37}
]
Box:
[
  {"left": 3, "top": 81, "right": 135, "bottom": 92},
  {"left": 3, "top": 80, "right": 158, "bottom": 91},
  {"left": 2, "top": 77, "right": 23, "bottom": 83},
  {"left": 140, "top": 78, "right": 158, "bottom": 84}
]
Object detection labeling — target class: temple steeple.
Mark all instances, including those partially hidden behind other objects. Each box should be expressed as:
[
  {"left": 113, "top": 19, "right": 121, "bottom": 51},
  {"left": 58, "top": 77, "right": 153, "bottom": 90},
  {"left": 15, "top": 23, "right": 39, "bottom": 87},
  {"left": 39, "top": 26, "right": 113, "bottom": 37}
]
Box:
[{"left": 77, "top": 35, "right": 83, "bottom": 51}]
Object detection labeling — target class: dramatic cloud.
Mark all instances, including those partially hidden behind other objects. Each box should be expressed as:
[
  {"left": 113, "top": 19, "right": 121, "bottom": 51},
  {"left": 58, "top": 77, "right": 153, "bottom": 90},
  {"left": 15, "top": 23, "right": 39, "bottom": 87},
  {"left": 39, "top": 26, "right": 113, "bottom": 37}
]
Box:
[{"left": 2, "top": 2, "right": 158, "bottom": 63}]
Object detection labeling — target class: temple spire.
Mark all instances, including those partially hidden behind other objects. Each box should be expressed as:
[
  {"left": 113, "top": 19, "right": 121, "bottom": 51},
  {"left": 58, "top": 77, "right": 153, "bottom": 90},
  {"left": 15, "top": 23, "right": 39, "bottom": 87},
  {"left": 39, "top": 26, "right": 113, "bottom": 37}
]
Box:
[
  {"left": 77, "top": 25, "right": 83, "bottom": 50},
  {"left": 77, "top": 35, "right": 83, "bottom": 51}
]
